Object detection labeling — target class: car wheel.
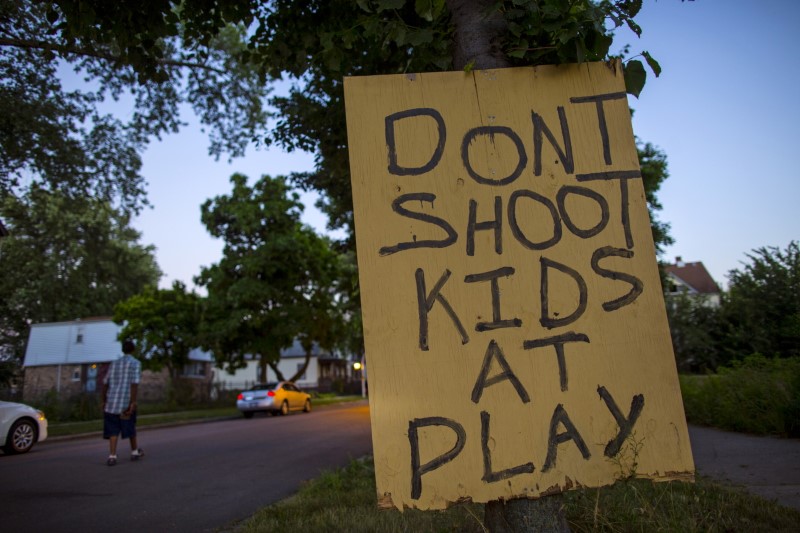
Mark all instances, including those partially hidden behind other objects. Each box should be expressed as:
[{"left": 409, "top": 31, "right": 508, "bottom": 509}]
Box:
[
  {"left": 279, "top": 401, "right": 289, "bottom": 416},
  {"left": 242, "top": 412, "right": 254, "bottom": 419},
  {"left": 4, "top": 419, "right": 37, "bottom": 454},
  {"left": 303, "top": 399, "right": 311, "bottom": 413}
]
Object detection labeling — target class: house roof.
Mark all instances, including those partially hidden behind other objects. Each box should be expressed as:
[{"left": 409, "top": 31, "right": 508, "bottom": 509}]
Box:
[
  {"left": 664, "top": 260, "right": 720, "bottom": 295},
  {"left": 23, "top": 318, "right": 211, "bottom": 367},
  {"left": 279, "top": 338, "right": 331, "bottom": 359}
]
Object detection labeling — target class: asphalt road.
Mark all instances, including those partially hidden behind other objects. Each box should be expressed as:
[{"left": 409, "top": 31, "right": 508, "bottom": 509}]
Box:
[
  {"left": 0, "top": 400, "right": 372, "bottom": 533},
  {"left": 688, "top": 424, "right": 800, "bottom": 511}
]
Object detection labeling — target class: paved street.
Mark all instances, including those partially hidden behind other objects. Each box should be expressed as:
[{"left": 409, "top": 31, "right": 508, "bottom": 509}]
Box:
[
  {"left": 0, "top": 401, "right": 372, "bottom": 532},
  {"left": 4, "top": 402, "right": 800, "bottom": 533},
  {"left": 688, "top": 424, "right": 800, "bottom": 511}
]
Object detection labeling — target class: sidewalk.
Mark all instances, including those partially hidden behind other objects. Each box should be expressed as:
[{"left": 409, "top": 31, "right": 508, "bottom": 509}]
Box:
[{"left": 689, "top": 424, "right": 800, "bottom": 511}]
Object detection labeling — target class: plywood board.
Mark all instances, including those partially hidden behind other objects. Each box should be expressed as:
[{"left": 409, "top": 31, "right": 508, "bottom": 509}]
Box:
[{"left": 344, "top": 62, "right": 694, "bottom": 511}]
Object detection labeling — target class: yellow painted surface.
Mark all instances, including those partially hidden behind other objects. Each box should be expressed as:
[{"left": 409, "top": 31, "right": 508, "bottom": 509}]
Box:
[{"left": 344, "top": 62, "right": 694, "bottom": 511}]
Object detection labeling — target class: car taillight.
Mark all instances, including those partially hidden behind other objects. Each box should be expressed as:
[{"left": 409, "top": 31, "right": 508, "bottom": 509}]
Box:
[
  {"left": 237, "top": 393, "right": 243, "bottom": 400},
  {"left": 267, "top": 391, "right": 276, "bottom": 397}
]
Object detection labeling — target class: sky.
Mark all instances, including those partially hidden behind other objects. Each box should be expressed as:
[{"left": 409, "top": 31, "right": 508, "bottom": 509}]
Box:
[{"left": 132, "top": 0, "right": 799, "bottom": 292}]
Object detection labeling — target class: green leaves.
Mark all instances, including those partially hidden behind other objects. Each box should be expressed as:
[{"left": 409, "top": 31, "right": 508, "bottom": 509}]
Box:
[
  {"left": 415, "top": 0, "right": 445, "bottom": 22},
  {"left": 0, "top": 188, "right": 160, "bottom": 366},
  {"left": 642, "top": 50, "right": 662, "bottom": 77},
  {"left": 115, "top": 282, "right": 202, "bottom": 378},
  {"left": 623, "top": 59, "right": 646, "bottom": 98},
  {"left": 198, "top": 173, "right": 343, "bottom": 376},
  {"left": 624, "top": 52, "right": 661, "bottom": 98}
]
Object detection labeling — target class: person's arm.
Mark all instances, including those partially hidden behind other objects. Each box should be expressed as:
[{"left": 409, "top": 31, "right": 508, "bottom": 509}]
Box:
[
  {"left": 125, "top": 383, "right": 138, "bottom": 415},
  {"left": 102, "top": 383, "right": 109, "bottom": 412}
]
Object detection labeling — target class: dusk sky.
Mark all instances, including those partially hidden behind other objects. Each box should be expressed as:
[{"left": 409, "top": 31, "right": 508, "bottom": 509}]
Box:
[{"left": 133, "top": 0, "right": 799, "bottom": 291}]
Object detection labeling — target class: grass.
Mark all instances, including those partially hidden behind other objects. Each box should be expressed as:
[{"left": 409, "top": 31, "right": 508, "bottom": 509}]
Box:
[
  {"left": 238, "top": 456, "right": 800, "bottom": 533},
  {"left": 47, "top": 394, "right": 362, "bottom": 438}
]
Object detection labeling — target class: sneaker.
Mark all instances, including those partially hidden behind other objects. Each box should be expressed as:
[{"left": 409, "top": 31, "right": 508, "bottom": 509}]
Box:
[
  {"left": 131, "top": 448, "right": 145, "bottom": 461},
  {"left": 107, "top": 455, "right": 118, "bottom": 466}
]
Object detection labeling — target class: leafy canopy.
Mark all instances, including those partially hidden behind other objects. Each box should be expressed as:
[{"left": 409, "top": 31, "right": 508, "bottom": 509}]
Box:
[
  {"left": 724, "top": 241, "right": 800, "bottom": 359},
  {"left": 114, "top": 281, "right": 203, "bottom": 381},
  {"left": 2, "top": 0, "right": 270, "bottom": 214},
  {"left": 0, "top": 187, "right": 160, "bottom": 364},
  {"left": 196, "top": 173, "right": 341, "bottom": 382}
]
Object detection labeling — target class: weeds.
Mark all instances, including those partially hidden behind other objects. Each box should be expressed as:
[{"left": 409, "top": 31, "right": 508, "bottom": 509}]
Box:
[
  {"left": 238, "top": 456, "right": 800, "bottom": 532},
  {"left": 605, "top": 431, "right": 644, "bottom": 480}
]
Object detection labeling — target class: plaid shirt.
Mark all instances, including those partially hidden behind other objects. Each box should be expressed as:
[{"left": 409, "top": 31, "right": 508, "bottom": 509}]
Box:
[{"left": 104, "top": 354, "right": 141, "bottom": 414}]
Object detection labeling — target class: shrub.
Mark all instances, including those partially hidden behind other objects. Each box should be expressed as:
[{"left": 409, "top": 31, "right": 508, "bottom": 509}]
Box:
[{"left": 681, "top": 355, "right": 800, "bottom": 436}]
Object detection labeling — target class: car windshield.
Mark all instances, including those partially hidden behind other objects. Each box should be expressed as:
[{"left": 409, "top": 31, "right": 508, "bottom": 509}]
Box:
[{"left": 250, "top": 383, "right": 278, "bottom": 391}]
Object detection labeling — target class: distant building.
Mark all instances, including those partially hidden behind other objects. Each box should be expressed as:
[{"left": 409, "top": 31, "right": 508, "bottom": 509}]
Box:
[
  {"left": 23, "top": 318, "right": 357, "bottom": 401},
  {"left": 212, "top": 339, "right": 354, "bottom": 393},
  {"left": 22, "top": 318, "right": 213, "bottom": 402},
  {"left": 663, "top": 257, "right": 721, "bottom": 307}
]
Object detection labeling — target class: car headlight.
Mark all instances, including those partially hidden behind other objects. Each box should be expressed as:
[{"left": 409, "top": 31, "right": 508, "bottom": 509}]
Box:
[{"left": 36, "top": 410, "right": 46, "bottom": 421}]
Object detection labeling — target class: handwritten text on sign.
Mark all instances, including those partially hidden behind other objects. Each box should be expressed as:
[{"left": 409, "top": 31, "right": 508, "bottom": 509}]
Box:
[{"left": 344, "top": 63, "right": 694, "bottom": 511}]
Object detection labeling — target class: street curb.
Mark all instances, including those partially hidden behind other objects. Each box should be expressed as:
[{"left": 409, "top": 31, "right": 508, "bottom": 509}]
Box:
[{"left": 44, "top": 398, "right": 368, "bottom": 443}]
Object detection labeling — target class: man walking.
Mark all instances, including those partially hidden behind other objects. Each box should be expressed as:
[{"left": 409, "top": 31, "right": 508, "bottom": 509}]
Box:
[{"left": 102, "top": 339, "right": 144, "bottom": 466}]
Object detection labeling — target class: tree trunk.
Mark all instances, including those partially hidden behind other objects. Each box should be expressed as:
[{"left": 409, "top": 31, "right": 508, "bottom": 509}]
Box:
[
  {"left": 288, "top": 348, "right": 312, "bottom": 383},
  {"left": 446, "top": 1, "right": 570, "bottom": 530},
  {"left": 267, "top": 360, "right": 286, "bottom": 382},
  {"left": 445, "top": 0, "right": 510, "bottom": 70},
  {"left": 485, "top": 497, "right": 570, "bottom": 533},
  {"left": 258, "top": 356, "right": 268, "bottom": 383}
]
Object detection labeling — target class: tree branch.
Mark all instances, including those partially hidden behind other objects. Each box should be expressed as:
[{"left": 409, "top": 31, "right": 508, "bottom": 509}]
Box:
[{"left": 0, "top": 37, "right": 225, "bottom": 74}]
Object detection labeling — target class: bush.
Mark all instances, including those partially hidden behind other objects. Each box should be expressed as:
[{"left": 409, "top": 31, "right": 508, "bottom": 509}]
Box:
[{"left": 681, "top": 355, "right": 800, "bottom": 436}]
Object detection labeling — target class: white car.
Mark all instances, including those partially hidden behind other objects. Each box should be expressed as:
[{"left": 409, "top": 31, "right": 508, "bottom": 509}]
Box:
[{"left": 0, "top": 401, "right": 48, "bottom": 454}]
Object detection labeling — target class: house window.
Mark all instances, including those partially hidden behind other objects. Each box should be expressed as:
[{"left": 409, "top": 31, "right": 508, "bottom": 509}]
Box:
[
  {"left": 182, "top": 362, "right": 207, "bottom": 377},
  {"left": 76, "top": 333, "right": 83, "bottom": 343},
  {"left": 296, "top": 363, "right": 307, "bottom": 381},
  {"left": 72, "top": 369, "right": 81, "bottom": 382}
]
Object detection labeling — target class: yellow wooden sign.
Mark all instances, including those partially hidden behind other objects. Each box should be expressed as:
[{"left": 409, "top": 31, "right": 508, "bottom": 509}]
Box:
[{"left": 344, "top": 62, "right": 694, "bottom": 511}]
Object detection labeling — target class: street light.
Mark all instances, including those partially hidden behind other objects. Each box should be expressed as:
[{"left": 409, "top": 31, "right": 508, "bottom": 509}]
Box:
[{"left": 353, "top": 358, "right": 366, "bottom": 398}]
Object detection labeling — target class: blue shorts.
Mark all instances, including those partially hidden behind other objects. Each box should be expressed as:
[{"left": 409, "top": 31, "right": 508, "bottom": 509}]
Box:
[{"left": 103, "top": 412, "right": 137, "bottom": 439}]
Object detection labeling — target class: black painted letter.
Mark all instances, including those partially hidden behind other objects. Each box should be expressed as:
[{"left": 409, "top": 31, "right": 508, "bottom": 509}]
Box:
[
  {"left": 597, "top": 386, "right": 645, "bottom": 457},
  {"left": 416, "top": 268, "right": 469, "bottom": 351},
  {"left": 542, "top": 404, "right": 591, "bottom": 472},
  {"left": 539, "top": 257, "right": 588, "bottom": 329},
  {"left": 472, "top": 340, "right": 530, "bottom": 404},
  {"left": 379, "top": 193, "right": 458, "bottom": 256},
  {"left": 386, "top": 108, "right": 446, "bottom": 176},
  {"left": 481, "top": 411, "right": 535, "bottom": 482},
  {"left": 523, "top": 332, "right": 590, "bottom": 392},
  {"left": 409, "top": 417, "right": 467, "bottom": 499},
  {"left": 591, "top": 246, "right": 644, "bottom": 311},
  {"left": 465, "top": 267, "right": 522, "bottom": 332}
]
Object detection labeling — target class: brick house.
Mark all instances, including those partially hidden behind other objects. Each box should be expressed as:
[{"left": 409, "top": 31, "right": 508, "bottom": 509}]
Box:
[{"left": 22, "top": 318, "right": 213, "bottom": 402}]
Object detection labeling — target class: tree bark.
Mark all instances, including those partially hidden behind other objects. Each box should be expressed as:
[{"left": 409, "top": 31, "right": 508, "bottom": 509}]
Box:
[
  {"left": 445, "top": 0, "right": 510, "bottom": 70},
  {"left": 485, "top": 497, "right": 570, "bottom": 532},
  {"left": 446, "top": 1, "right": 570, "bottom": 531}
]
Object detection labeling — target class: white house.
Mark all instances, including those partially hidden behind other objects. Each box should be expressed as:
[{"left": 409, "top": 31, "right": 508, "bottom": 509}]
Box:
[
  {"left": 664, "top": 257, "right": 722, "bottom": 307},
  {"left": 22, "top": 318, "right": 213, "bottom": 401},
  {"left": 23, "top": 318, "right": 357, "bottom": 400},
  {"left": 212, "top": 338, "right": 353, "bottom": 393}
]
